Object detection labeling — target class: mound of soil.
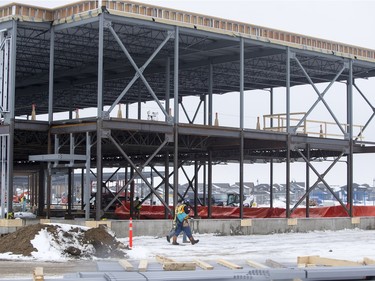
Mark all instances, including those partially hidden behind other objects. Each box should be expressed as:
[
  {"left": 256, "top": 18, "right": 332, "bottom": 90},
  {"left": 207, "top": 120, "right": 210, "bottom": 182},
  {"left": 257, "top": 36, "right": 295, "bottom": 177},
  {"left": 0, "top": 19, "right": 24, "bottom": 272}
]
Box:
[{"left": 0, "top": 223, "right": 128, "bottom": 259}]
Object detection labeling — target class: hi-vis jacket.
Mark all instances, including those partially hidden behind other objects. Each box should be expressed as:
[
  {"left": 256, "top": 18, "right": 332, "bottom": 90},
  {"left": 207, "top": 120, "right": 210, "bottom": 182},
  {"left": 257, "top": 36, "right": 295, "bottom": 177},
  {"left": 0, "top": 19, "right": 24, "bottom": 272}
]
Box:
[{"left": 175, "top": 204, "right": 189, "bottom": 223}]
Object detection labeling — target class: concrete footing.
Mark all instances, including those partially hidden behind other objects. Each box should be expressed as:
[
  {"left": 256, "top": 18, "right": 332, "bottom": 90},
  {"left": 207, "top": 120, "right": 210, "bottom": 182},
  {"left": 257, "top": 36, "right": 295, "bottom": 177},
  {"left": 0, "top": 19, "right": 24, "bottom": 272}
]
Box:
[{"left": 1, "top": 217, "right": 375, "bottom": 238}]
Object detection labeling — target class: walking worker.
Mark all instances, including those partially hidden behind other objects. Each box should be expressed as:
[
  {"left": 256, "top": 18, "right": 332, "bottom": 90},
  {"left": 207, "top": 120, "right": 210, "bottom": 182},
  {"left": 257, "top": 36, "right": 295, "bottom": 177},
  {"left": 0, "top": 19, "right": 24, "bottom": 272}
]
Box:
[
  {"left": 170, "top": 199, "right": 199, "bottom": 245},
  {"left": 133, "top": 197, "right": 142, "bottom": 219}
]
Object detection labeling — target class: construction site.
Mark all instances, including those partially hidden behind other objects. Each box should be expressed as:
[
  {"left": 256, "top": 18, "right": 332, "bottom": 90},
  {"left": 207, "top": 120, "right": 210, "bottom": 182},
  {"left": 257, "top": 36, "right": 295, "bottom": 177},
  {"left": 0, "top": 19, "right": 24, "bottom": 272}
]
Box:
[{"left": 1, "top": 0, "right": 375, "bottom": 279}]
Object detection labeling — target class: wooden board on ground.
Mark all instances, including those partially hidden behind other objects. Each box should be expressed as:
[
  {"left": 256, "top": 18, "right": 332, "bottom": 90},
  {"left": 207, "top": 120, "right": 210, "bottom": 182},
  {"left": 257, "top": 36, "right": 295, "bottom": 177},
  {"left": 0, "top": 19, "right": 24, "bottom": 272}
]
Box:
[
  {"left": 33, "top": 267, "right": 44, "bottom": 281},
  {"left": 364, "top": 257, "right": 375, "bottom": 265},
  {"left": 193, "top": 259, "right": 214, "bottom": 270},
  {"left": 217, "top": 259, "right": 243, "bottom": 269},
  {"left": 246, "top": 259, "right": 269, "bottom": 269},
  {"left": 138, "top": 259, "right": 148, "bottom": 272},
  {"left": 297, "top": 256, "right": 362, "bottom": 267},
  {"left": 265, "top": 259, "right": 286, "bottom": 268},
  {"left": 119, "top": 259, "right": 134, "bottom": 271},
  {"left": 156, "top": 255, "right": 175, "bottom": 264},
  {"left": 163, "top": 262, "right": 196, "bottom": 271}
]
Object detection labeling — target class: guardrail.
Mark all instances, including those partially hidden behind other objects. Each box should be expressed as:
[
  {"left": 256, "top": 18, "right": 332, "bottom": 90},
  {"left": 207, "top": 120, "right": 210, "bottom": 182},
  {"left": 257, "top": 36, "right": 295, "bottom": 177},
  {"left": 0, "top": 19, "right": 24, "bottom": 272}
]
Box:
[{"left": 263, "top": 112, "right": 364, "bottom": 140}]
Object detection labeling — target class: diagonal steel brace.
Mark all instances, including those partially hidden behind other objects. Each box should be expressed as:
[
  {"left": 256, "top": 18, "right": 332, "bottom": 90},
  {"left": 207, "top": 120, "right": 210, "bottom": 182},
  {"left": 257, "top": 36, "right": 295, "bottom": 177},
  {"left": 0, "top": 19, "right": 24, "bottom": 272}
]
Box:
[
  {"left": 106, "top": 23, "right": 173, "bottom": 122},
  {"left": 293, "top": 56, "right": 347, "bottom": 135}
]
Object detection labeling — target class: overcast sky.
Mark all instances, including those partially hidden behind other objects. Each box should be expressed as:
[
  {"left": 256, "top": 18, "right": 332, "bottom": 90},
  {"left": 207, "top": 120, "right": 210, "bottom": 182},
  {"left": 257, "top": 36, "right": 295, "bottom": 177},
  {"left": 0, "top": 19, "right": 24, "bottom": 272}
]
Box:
[{"left": 1, "top": 0, "right": 375, "bottom": 187}]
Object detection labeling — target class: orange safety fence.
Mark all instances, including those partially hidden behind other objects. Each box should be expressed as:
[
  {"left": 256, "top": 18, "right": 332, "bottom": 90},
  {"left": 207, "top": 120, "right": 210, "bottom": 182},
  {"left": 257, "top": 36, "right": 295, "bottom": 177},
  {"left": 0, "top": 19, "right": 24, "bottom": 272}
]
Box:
[{"left": 114, "top": 203, "right": 375, "bottom": 220}]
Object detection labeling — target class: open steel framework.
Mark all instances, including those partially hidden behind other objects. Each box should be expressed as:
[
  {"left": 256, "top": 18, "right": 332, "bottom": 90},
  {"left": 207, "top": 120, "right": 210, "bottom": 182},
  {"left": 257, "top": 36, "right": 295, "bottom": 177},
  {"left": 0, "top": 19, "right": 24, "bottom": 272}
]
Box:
[{"left": 1, "top": 1, "right": 375, "bottom": 220}]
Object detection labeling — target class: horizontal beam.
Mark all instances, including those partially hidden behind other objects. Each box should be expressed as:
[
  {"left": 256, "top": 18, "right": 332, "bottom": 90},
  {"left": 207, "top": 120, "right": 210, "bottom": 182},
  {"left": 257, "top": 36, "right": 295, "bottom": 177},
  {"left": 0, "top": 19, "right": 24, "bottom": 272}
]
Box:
[{"left": 29, "top": 154, "right": 87, "bottom": 162}]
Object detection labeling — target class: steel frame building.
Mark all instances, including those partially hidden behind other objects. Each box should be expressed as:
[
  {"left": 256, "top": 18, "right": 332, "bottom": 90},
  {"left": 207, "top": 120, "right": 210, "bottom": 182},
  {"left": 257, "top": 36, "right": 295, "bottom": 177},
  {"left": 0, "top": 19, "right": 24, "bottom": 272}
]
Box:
[{"left": 0, "top": 1, "right": 375, "bottom": 220}]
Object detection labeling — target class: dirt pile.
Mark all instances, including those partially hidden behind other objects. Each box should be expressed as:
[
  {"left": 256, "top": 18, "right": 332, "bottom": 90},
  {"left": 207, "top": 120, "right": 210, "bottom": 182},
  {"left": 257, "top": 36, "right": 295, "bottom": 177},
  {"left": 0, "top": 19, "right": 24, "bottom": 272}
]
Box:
[{"left": 0, "top": 223, "right": 128, "bottom": 259}]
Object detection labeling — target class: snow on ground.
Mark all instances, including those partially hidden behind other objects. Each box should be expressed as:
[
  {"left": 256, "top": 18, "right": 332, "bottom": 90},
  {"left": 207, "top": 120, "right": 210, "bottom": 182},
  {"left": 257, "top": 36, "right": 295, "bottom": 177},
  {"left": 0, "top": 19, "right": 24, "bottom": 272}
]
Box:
[
  {"left": 0, "top": 223, "right": 375, "bottom": 266},
  {"left": 124, "top": 228, "right": 375, "bottom": 265}
]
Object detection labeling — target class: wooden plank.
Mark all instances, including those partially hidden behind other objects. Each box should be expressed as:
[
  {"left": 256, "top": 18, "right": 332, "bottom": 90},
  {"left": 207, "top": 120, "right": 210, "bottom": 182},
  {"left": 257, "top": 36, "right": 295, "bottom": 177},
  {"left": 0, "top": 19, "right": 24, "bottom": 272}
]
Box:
[
  {"left": 246, "top": 259, "right": 269, "bottom": 269},
  {"left": 193, "top": 259, "right": 214, "bottom": 270},
  {"left": 265, "top": 259, "right": 286, "bottom": 268},
  {"left": 217, "top": 259, "right": 243, "bottom": 270},
  {"left": 118, "top": 259, "right": 134, "bottom": 271},
  {"left": 163, "top": 262, "right": 196, "bottom": 271},
  {"left": 307, "top": 256, "right": 362, "bottom": 267},
  {"left": 138, "top": 260, "right": 148, "bottom": 272},
  {"left": 156, "top": 255, "right": 175, "bottom": 264},
  {"left": 33, "top": 267, "right": 44, "bottom": 281},
  {"left": 297, "top": 255, "right": 320, "bottom": 267},
  {"left": 364, "top": 257, "right": 375, "bottom": 265}
]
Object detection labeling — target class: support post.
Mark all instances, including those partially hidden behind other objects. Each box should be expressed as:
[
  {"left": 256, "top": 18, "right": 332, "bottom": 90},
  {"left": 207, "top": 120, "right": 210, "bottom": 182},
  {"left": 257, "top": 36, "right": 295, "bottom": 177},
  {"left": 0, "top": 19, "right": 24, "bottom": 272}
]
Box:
[
  {"left": 269, "top": 88, "right": 274, "bottom": 208},
  {"left": 306, "top": 145, "right": 310, "bottom": 217},
  {"left": 347, "top": 59, "right": 353, "bottom": 216},
  {"left": 85, "top": 132, "right": 91, "bottom": 219},
  {"left": 207, "top": 150, "right": 212, "bottom": 218},
  {"left": 165, "top": 56, "right": 170, "bottom": 121},
  {"left": 173, "top": 26, "right": 179, "bottom": 215},
  {"left": 194, "top": 156, "right": 199, "bottom": 218},
  {"left": 239, "top": 37, "right": 244, "bottom": 218},
  {"left": 7, "top": 20, "right": 16, "bottom": 213},
  {"left": 164, "top": 153, "right": 169, "bottom": 219},
  {"left": 48, "top": 26, "right": 54, "bottom": 123},
  {"left": 208, "top": 63, "right": 213, "bottom": 126},
  {"left": 285, "top": 48, "right": 291, "bottom": 217},
  {"left": 96, "top": 13, "right": 104, "bottom": 220}
]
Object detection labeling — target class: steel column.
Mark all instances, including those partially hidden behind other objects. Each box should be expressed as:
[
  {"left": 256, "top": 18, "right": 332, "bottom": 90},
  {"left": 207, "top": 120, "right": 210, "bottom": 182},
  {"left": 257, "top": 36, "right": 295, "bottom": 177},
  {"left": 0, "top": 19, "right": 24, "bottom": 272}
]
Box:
[
  {"left": 164, "top": 153, "right": 169, "bottom": 219},
  {"left": 285, "top": 48, "right": 291, "bottom": 217},
  {"left": 306, "top": 145, "right": 310, "bottom": 217},
  {"left": 85, "top": 132, "right": 91, "bottom": 219},
  {"left": 208, "top": 63, "right": 213, "bottom": 126},
  {"left": 173, "top": 26, "right": 179, "bottom": 214},
  {"left": 165, "top": 56, "right": 170, "bottom": 121},
  {"left": 48, "top": 26, "right": 54, "bottom": 123},
  {"left": 239, "top": 37, "right": 244, "bottom": 218},
  {"left": 347, "top": 59, "right": 353, "bottom": 216},
  {"left": 194, "top": 156, "right": 199, "bottom": 218},
  {"left": 7, "top": 20, "right": 16, "bottom": 214},
  {"left": 269, "top": 88, "right": 274, "bottom": 208},
  {"left": 207, "top": 150, "right": 212, "bottom": 218},
  {"left": 96, "top": 13, "right": 104, "bottom": 220}
]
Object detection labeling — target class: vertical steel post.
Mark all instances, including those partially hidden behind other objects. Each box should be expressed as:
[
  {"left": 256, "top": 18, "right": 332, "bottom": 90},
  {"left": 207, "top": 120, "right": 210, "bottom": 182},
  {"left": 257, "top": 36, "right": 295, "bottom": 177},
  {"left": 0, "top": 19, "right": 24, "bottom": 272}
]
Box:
[
  {"left": 208, "top": 63, "right": 213, "bottom": 126},
  {"left": 270, "top": 88, "right": 274, "bottom": 208},
  {"left": 138, "top": 80, "right": 142, "bottom": 120},
  {"left": 85, "top": 132, "right": 91, "bottom": 219},
  {"left": 164, "top": 153, "right": 169, "bottom": 218},
  {"left": 306, "top": 144, "right": 310, "bottom": 217},
  {"left": 165, "top": 56, "right": 170, "bottom": 121},
  {"left": 48, "top": 27, "right": 54, "bottom": 123},
  {"left": 96, "top": 13, "right": 104, "bottom": 220},
  {"left": 286, "top": 48, "right": 291, "bottom": 133},
  {"left": 208, "top": 150, "right": 212, "bottom": 218},
  {"left": 239, "top": 37, "right": 244, "bottom": 218},
  {"left": 173, "top": 26, "right": 179, "bottom": 214},
  {"left": 165, "top": 56, "right": 170, "bottom": 218},
  {"left": 347, "top": 59, "right": 353, "bottom": 216},
  {"left": 285, "top": 48, "right": 291, "bottom": 217},
  {"left": 7, "top": 20, "right": 16, "bottom": 213},
  {"left": 194, "top": 156, "right": 199, "bottom": 218}
]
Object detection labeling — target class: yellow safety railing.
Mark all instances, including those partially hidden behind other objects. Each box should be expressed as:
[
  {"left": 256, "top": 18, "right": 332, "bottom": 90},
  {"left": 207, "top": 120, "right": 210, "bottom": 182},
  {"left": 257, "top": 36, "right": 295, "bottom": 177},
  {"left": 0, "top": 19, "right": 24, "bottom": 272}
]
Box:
[{"left": 263, "top": 112, "right": 364, "bottom": 140}]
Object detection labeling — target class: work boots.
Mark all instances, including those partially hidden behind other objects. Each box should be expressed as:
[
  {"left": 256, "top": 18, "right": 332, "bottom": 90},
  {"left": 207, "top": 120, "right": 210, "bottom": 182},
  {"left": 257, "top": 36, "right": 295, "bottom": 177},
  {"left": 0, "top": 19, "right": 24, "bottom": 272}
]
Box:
[
  {"left": 172, "top": 236, "right": 179, "bottom": 245},
  {"left": 189, "top": 237, "right": 199, "bottom": 245}
]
